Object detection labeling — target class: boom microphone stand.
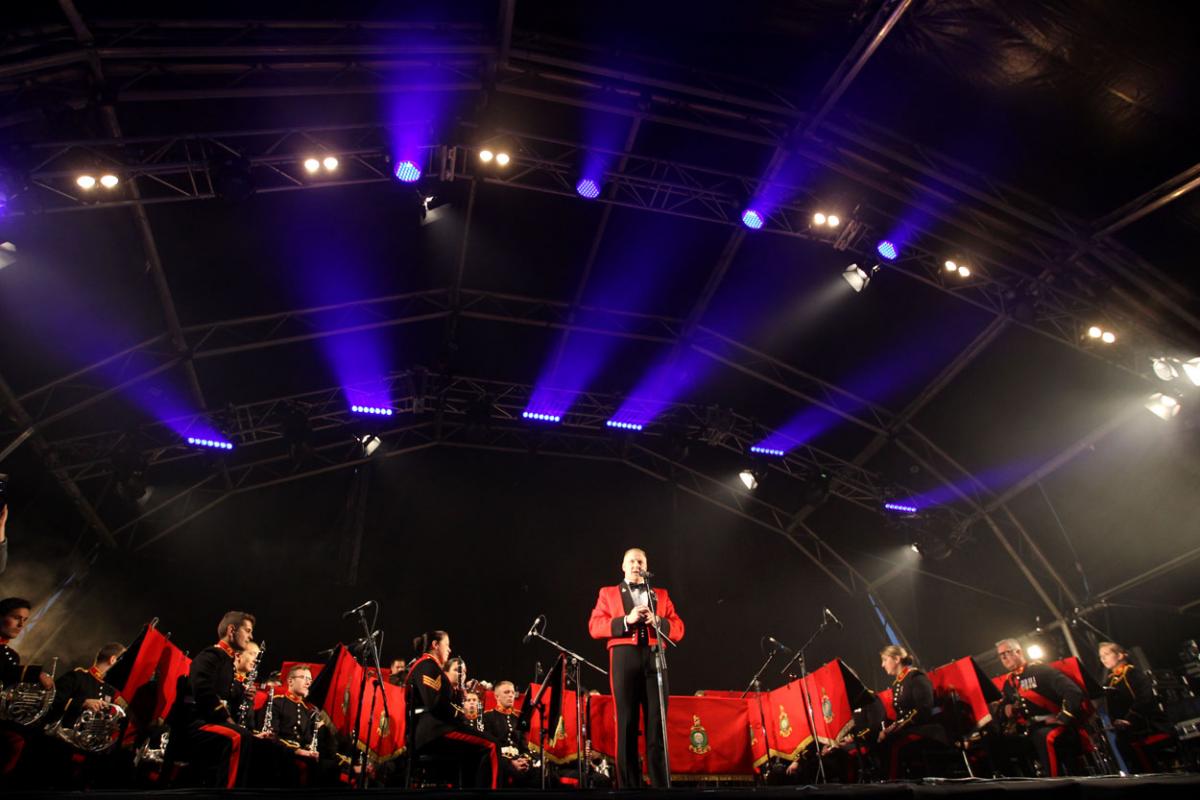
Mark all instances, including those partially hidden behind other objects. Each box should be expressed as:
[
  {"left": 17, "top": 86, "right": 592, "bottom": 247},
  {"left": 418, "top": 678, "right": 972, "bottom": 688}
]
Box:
[
  {"left": 524, "top": 614, "right": 608, "bottom": 789},
  {"left": 344, "top": 600, "right": 390, "bottom": 789},
  {"left": 778, "top": 613, "right": 836, "bottom": 783},
  {"left": 740, "top": 639, "right": 783, "bottom": 781},
  {"left": 642, "top": 568, "right": 676, "bottom": 788}
]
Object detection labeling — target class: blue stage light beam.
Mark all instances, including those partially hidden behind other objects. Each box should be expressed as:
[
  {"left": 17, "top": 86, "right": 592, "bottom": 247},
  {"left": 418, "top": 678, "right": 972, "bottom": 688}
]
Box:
[
  {"left": 741, "top": 209, "right": 765, "bottom": 230},
  {"left": 576, "top": 178, "right": 601, "bottom": 199},
  {"left": 393, "top": 159, "right": 422, "bottom": 183}
]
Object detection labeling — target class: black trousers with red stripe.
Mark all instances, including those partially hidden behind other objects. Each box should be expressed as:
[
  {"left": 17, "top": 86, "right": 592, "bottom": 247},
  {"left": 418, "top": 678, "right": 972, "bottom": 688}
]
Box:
[
  {"left": 1028, "top": 723, "right": 1080, "bottom": 777},
  {"left": 610, "top": 644, "right": 668, "bottom": 788}
]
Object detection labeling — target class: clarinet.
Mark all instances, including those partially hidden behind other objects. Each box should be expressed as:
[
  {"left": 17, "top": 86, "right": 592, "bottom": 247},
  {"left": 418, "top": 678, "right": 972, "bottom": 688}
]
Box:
[
  {"left": 259, "top": 685, "right": 276, "bottom": 735},
  {"left": 308, "top": 709, "right": 321, "bottom": 754},
  {"left": 236, "top": 641, "right": 265, "bottom": 727}
]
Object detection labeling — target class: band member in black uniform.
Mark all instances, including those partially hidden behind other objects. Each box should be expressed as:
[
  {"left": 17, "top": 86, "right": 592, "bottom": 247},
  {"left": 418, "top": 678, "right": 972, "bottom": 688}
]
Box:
[
  {"left": 0, "top": 597, "right": 53, "bottom": 783},
  {"left": 992, "top": 638, "right": 1084, "bottom": 777},
  {"left": 405, "top": 631, "right": 498, "bottom": 788},
  {"left": 483, "top": 680, "right": 536, "bottom": 786},
  {"left": 228, "top": 641, "right": 260, "bottom": 716},
  {"left": 1098, "top": 641, "right": 1172, "bottom": 772},
  {"left": 258, "top": 663, "right": 346, "bottom": 785},
  {"left": 587, "top": 547, "right": 685, "bottom": 788},
  {"left": 48, "top": 642, "right": 125, "bottom": 728},
  {"left": 876, "top": 645, "right": 946, "bottom": 779},
  {"left": 166, "top": 611, "right": 259, "bottom": 788}
]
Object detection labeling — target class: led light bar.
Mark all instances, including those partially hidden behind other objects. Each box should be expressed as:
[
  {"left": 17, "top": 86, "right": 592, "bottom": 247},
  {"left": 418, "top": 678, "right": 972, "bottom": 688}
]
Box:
[
  {"left": 749, "top": 445, "right": 786, "bottom": 457},
  {"left": 606, "top": 420, "right": 644, "bottom": 431},
  {"left": 350, "top": 404, "right": 394, "bottom": 416},
  {"left": 522, "top": 411, "right": 561, "bottom": 423},
  {"left": 883, "top": 501, "right": 918, "bottom": 514},
  {"left": 187, "top": 437, "right": 234, "bottom": 451}
]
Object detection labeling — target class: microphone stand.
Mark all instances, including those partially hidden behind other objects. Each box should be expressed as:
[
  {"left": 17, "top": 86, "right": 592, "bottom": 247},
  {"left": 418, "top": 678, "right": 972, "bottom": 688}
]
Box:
[
  {"left": 527, "top": 618, "right": 608, "bottom": 789},
  {"left": 349, "top": 603, "right": 390, "bottom": 789},
  {"left": 643, "top": 572, "right": 675, "bottom": 788},
  {"left": 740, "top": 644, "right": 780, "bottom": 782},
  {"left": 777, "top": 618, "right": 833, "bottom": 783}
]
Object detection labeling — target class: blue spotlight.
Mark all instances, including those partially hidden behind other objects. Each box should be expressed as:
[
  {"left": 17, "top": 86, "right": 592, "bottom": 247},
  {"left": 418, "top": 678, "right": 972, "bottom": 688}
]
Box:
[
  {"left": 883, "top": 501, "right": 918, "bottom": 514},
  {"left": 749, "top": 445, "right": 786, "bottom": 457},
  {"left": 522, "top": 411, "right": 562, "bottom": 423},
  {"left": 606, "top": 420, "right": 644, "bottom": 431},
  {"left": 393, "top": 159, "right": 422, "bottom": 183},
  {"left": 187, "top": 436, "right": 234, "bottom": 451},
  {"left": 576, "top": 178, "right": 601, "bottom": 199},
  {"left": 351, "top": 404, "right": 395, "bottom": 417},
  {"left": 741, "top": 209, "right": 765, "bottom": 230},
  {"left": 876, "top": 240, "right": 898, "bottom": 261}
]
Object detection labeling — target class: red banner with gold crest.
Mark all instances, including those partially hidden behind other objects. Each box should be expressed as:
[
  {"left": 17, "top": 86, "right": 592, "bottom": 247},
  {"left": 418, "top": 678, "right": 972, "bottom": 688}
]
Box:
[{"left": 108, "top": 623, "right": 192, "bottom": 745}]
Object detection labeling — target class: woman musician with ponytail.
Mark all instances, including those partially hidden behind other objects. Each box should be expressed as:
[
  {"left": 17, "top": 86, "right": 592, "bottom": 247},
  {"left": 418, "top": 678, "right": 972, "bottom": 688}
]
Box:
[
  {"left": 877, "top": 645, "right": 947, "bottom": 780},
  {"left": 405, "top": 631, "right": 498, "bottom": 789}
]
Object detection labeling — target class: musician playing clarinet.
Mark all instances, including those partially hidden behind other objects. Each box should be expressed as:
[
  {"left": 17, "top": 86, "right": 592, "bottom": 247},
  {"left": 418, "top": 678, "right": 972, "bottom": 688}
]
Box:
[
  {"left": 588, "top": 547, "right": 684, "bottom": 788},
  {"left": 406, "top": 631, "right": 498, "bottom": 788},
  {"left": 877, "top": 644, "right": 945, "bottom": 779}
]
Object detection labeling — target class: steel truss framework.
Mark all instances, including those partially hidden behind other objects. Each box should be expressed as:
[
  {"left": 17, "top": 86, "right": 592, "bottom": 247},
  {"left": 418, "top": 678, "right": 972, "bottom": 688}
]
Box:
[
  {"left": 0, "top": 7, "right": 1194, "bottom": 643},
  {"left": 85, "top": 388, "right": 912, "bottom": 644},
  {"left": 0, "top": 121, "right": 1175, "bottom": 381}
]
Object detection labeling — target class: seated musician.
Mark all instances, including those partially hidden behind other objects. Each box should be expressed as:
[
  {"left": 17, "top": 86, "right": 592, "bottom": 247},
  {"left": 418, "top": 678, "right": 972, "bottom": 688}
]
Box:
[
  {"left": 257, "top": 663, "right": 346, "bottom": 785},
  {"left": 790, "top": 692, "right": 886, "bottom": 783},
  {"left": 876, "top": 644, "right": 947, "bottom": 779},
  {"left": 49, "top": 642, "right": 126, "bottom": 729},
  {"left": 1098, "top": 641, "right": 1172, "bottom": 772},
  {"left": 993, "top": 638, "right": 1083, "bottom": 777},
  {"left": 166, "top": 611, "right": 259, "bottom": 788},
  {"left": 405, "top": 631, "right": 498, "bottom": 789},
  {"left": 0, "top": 597, "right": 54, "bottom": 783},
  {"left": 482, "top": 680, "right": 536, "bottom": 786},
  {"left": 228, "top": 641, "right": 260, "bottom": 715}
]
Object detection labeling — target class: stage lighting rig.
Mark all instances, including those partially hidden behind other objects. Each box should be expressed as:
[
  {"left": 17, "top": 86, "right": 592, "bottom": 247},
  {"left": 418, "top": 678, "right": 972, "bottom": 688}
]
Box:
[
  {"left": 1144, "top": 392, "right": 1181, "bottom": 420},
  {"left": 303, "top": 155, "right": 339, "bottom": 175},
  {"left": 740, "top": 208, "right": 765, "bottom": 230},
  {"left": 76, "top": 173, "right": 119, "bottom": 191},
  {"left": 944, "top": 259, "right": 971, "bottom": 279},
  {"left": 477, "top": 138, "right": 514, "bottom": 169},
  {"left": 576, "top": 177, "right": 601, "bottom": 199},
  {"left": 842, "top": 262, "right": 878, "bottom": 293},
  {"left": 1085, "top": 324, "right": 1117, "bottom": 345}
]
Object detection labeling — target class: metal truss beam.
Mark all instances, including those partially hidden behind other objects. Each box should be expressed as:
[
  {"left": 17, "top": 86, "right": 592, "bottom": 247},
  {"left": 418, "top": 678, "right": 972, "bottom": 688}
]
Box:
[
  {"left": 47, "top": 371, "right": 894, "bottom": 516},
  {"left": 2, "top": 122, "right": 1167, "bottom": 381},
  {"left": 0, "top": 20, "right": 1185, "bottom": 348},
  {"left": 104, "top": 402, "right": 908, "bottom": 645}
]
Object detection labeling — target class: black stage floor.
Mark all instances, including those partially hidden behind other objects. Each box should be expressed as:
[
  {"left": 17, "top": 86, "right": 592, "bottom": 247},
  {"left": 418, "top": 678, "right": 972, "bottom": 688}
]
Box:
[{"left": 6, "top": 775, "right": 1200, "bottom": 800}]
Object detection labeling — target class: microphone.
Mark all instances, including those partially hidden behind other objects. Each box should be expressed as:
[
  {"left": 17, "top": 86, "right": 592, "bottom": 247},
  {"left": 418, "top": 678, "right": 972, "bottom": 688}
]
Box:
[
  {"left": 765, "top": 636, "right": 794, "bottom": 655},
  {"left": 341, "top": 600, "right": 375, "bottom": 619},
  {"left": 823, "top": 608, "right": 843, "bottom": 629},
  {"left": 318, "top": 630, "right": 380, "bottom": 657},
  {"left": 636, "top": 568, "right": 655, "bottom": 578},
  {"left": 522, "top": 614, "right": 545, "bottom": 644}
]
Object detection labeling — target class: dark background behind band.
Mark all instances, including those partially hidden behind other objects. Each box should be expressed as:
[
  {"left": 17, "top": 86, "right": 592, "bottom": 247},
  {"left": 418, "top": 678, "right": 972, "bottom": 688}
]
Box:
[{"left": 3, "top": 441, "right": 1197, "bottom": 695}]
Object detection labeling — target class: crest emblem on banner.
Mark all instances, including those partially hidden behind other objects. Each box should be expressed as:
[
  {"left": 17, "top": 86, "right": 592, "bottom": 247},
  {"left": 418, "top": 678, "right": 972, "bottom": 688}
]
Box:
[
  {"left": 749, "top": 723, "right": 756, "bottom": 747},
  {"left": 779, "top": 705, "right": 792, "bottom": 738},
  {"left": 549, "top": 715, "right": 566, "bottom": 746},
  {"left": 378, "top": 713, "right": 391, "bottom": 739},
  {"left": 821, "top": 688, "right": 834, "bottom": 724},
  {"left": 342, "top": 687, "right": 351, "bottom": 716},
  {"left": 688, "top": 715, "right": 711, "bottom": 754}
]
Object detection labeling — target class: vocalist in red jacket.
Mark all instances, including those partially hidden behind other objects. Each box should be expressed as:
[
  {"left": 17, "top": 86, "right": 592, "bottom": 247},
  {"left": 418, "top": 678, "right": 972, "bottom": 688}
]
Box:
[{"left": 588, "top": 547, "right": 684, "bottom": 788}]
